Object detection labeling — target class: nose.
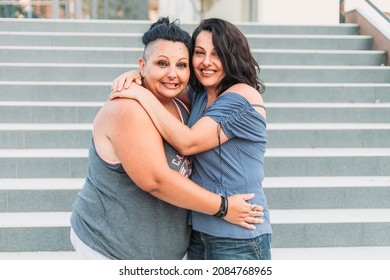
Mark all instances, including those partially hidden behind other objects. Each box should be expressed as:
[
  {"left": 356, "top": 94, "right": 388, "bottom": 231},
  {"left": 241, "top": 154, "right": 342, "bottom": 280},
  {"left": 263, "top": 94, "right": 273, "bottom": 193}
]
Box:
[
  {"left": 202, "top": 54, "right": 213, "bottom": 66},
  {"left": 167, "top": 66, "right": 177, "bottom": 79}
]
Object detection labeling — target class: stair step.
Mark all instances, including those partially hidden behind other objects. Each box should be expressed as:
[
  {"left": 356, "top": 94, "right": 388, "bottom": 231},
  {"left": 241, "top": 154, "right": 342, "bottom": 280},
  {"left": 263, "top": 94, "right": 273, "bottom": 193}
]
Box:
[
  {"left": 1, "top": 208, "right": 388, "bottom": 226},
  {"left": 0, "top": 178, "right": 84, "bottom": 190},
  {"left": 0, "top": 209, "right": 389, "bottom": 250},
  {"left": 0, "top": 63, "right": 137, "bottom": 82},
  {"left": 0, "top": 101, "right": 101, "bottom": 123},
  {"left": 264, "top": 83, "right": 390, "bottom": 103},
  {"left": 1, "top": 64, "right": 389, "bottom": 83},
  {"left": 267, "top": 103, "right": 390, "bottom": 123},
  {"left": 1, "top": 47, "right": 385, "bottom": 66},
  {"left": 267, "top": 123, "right": 390, "bottom": 148},
  {"left": 264, "top": 176, "right": 390, "bottom": 209},
  {"left": 271, "top": 209, "right": 390, "bottom": 248},
  {"left": 264, "top": 148, "right": 390, "bottom": 176},
  {"left": 272, "top": 246, "right": 390, "bottom": 260},
  {"left": 1, "top": 148, "right": 389, "bottom": 178},
  {"left": 1, "top": 82, "right": 389, "bottom": 103},
  {"left": 0, "top": 123, "right": 91, "bottom": 148},
  {"left": 271, "top": 208, "right": 390, "bottom": 224},
  {"left": 0, "top": 18, "right": 360, "bottom": 35},
  {"left": 0, "top": 212, "right": 70, "bottom": 227},
  {"left": 0, "top": 81, "right": 109, "bottom": 102},
  {"left": 261, "top": 66, "right": 390, "bottom": 83},
  {"left": 0, "top": 178, "right": 83, "bottom": 212},
  {"left": 3, "top": 123, "right": 390, "bottom": 149},
  {"left": 264, "top": 176, "right": 390, "bottom": 188},
  {"left": 0, "top": 251, "right": 79, "bottom": 260},
  {"left": 0, "top": 149, "right": 88, "bottom": 178},
  {"left": 0, "top": 32, "right": 372, "bottom": 50},
  {"left": 0, "top": 246, "right": 389, "bottom": 260}
]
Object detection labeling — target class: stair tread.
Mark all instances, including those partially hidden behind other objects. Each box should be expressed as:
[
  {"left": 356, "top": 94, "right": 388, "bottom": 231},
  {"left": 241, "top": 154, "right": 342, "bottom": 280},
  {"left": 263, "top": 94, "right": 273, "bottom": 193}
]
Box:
[
  {"left": 3, "top": 123, "right": 390, "bottom": 131},
  {"left": 268, "top": 123, "right": 390, "bottom": 130},
  {"left": 0, "top": 176, "right": 388, "bottom": 190},
  {"left": 0, "top": 178, "right": 84, "bottom": 190},
  {"left": 266, "top": 148, "right": 390, "bottom": 157},
  {"left": 0, "top": 149, "right": 88, "bottom": 157},
  {"left": 272, "top": 246, "right": 390, "bottom": 260},
  {"left": 0, "top": 123, "right": 92, "bottom": 130},
  {"left": 0, "top": 246, "right": 388, "bottom": 260},
  {"left": 263, "top": 176, "right": 390, "bottom": 188},
  {"left": 0, "top": 212, "right": 71, "bottom": 227},
  {"left": 1, "top": 209, "right": 389, "bottom": 228},
  {"left": 1, "top": 148, "right": 390, "bottom": 157},
  {"left": 271, "top": 209, "right": 390, "bottom": 224}
]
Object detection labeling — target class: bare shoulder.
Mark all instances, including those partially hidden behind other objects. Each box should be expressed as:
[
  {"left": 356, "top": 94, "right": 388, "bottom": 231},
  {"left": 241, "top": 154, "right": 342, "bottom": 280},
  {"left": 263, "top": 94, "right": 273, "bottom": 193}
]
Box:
[
  {"left": 107, "top": 98, "right": 149, "bottom": 121},
  {"left": 225, "top": 83, "right": 264, "bottom": 104}
]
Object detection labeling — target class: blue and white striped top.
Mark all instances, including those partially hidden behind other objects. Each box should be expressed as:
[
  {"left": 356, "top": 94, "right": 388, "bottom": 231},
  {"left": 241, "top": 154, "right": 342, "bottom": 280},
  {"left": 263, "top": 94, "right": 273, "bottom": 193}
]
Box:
[{"left": 188, "top": 90, "right": 272, "bottom": 239}]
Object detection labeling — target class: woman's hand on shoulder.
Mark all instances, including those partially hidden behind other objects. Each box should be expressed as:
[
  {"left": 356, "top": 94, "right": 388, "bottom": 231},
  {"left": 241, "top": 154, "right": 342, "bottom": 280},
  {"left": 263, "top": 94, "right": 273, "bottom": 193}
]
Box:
[
  {"left": 109, "top": 82, "right": 149, "bottom": 101},
  {"left": 111, "top": 70, "right": 142, "bottom": 93}
]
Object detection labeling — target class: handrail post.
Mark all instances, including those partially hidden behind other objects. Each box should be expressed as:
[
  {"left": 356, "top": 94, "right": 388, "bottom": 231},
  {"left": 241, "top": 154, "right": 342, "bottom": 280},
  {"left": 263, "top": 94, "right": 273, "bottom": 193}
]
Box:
[{"left": 339, "top": 0, "right": 345, "bottom": 23}]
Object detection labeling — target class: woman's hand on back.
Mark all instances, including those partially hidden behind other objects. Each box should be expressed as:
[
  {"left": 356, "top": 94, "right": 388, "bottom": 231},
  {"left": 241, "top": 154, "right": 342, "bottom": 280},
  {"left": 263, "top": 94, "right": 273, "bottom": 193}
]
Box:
[{"left": 224, "top": 194, "right": 264, "bottom": 229}]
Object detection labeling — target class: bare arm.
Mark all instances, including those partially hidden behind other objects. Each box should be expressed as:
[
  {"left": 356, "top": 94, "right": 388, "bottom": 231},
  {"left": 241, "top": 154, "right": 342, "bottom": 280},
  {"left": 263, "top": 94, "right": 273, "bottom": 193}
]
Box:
[
  {"left": 110, "top": 83, "right": 266, "bottom": 156},
  {"left": 97, "top": 99, "right": 262, "bottom": 229},
  {"left": 110, "top": 83, "right": 226, "bottom": 155}
]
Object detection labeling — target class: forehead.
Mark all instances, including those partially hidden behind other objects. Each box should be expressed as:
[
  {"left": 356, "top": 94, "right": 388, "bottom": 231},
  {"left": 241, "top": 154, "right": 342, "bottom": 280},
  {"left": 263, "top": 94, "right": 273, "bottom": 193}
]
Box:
[
  {"left": 194, "top": 31, "right": 214, "bottom": 47},
  {"left": 144, "top": 39, "right": 189, "bottom": 59}
]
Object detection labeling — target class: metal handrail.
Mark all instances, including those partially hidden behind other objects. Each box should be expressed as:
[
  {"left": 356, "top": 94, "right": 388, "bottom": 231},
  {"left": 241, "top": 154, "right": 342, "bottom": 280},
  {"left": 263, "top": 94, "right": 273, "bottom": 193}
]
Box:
[{"left": 365, "top": 0, "right": 390, "bottom": 23}]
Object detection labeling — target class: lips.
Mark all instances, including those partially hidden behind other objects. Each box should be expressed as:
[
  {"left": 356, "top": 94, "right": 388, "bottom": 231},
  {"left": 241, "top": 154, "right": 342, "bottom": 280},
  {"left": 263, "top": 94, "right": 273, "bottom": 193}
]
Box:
[
  {"left": 199, "top": 69, "right": 216, "bottom": 76},
  {"left": 162, "top": 82, "right": 179, "bottom": 89}
]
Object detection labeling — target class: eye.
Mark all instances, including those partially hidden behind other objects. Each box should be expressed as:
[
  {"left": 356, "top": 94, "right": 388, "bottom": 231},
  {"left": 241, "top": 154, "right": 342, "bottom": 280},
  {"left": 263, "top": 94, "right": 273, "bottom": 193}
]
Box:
[
  {"left": 212, "top": 51, "right": 219, "bottom": 57},
  {"left": 157, "top": 61, "right": 168, "bottom": 67},
  {"left": 177, "top": 62, "right": 188, "bottom": 68},
  {"left": 194, "top": 50, "right": 205, "bottom": 56}
]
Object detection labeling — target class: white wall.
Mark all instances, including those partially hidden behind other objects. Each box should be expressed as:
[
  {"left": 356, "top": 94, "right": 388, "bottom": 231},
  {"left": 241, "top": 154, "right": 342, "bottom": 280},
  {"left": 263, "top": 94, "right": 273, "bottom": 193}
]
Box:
[
  {"left": 202, "top": 0, "right": 243, "bottom": 22},
  {"left": 158, "top": 0, "right": 201, "bottom": 22},
  {"left": 257, "top": 0, "right": 340, "bottom": 25}
]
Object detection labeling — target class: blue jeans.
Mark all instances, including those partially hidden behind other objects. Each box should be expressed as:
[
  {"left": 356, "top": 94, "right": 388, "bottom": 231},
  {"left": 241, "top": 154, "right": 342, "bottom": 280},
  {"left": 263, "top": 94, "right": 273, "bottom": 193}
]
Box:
[{"left": 187, "top": 230, "right": 272, "bottom": 260}]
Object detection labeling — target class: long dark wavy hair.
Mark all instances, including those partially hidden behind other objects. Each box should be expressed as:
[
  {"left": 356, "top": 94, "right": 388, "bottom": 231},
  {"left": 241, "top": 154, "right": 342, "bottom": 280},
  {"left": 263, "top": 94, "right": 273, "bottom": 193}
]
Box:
[{"left": 189, "top": 18, "right": 265, "bottom": 95}]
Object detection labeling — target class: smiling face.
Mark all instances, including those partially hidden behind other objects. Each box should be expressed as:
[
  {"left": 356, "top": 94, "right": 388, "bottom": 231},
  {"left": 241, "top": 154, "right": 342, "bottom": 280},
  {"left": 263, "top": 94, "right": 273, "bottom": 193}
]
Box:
[
  {"left": 139, "top": 39, "right": 190, "bottom": 102},
  {"left": 192, "top": 31, "right": 225, "bottom": 94}
]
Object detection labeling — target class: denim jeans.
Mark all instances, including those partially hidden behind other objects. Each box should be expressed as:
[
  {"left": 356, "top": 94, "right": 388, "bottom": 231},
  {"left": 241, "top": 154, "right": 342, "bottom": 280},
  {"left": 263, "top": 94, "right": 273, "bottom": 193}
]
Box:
[{"left": 187, "top": 230, "right": 272, "bottom": 260}]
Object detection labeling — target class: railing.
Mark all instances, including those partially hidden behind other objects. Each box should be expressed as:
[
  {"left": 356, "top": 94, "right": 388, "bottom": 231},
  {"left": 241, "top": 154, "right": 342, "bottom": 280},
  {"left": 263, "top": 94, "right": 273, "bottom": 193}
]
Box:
[
  {"left": 365, "top": 0, "right": 390, "bottom": 23},
  {"left": 340, "top": 0, "right": 390, "bottom": 23}
]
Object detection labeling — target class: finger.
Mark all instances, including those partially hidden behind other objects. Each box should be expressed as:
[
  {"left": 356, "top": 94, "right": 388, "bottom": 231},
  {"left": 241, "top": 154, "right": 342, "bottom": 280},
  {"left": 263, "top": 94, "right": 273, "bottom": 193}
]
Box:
[
  {"left": 111, "top": 80, "right": 119, "bottom": 92},
  {"left": 241, "top": 193, "right": 255, "bottom": 201},
  {"left": 135, "top": 77, "right": 142, "bottom": 85},
  {"left": 124, "top": 78, "right": 132, "bottom": 89},
  {"left": 251, "top": 204, "right": 263, "bottom": 211},
  {"left": 109, "top": 91, "right": 120, "bottom": 100},
  {"left": 249, "top": 217, "right": 264, "bottom": 224},
  {"left": 116, "top": 78, "right": 125, "bottom": 91},
  {"left": 239, "top": 222, "right": 257, "bottom": 230}
]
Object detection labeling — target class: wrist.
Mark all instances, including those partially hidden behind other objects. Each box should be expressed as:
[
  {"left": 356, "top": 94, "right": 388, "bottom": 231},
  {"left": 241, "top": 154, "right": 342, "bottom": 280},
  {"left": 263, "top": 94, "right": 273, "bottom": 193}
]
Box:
[{"left": 213, "top": 195, "right": 228, "bottom": 218}]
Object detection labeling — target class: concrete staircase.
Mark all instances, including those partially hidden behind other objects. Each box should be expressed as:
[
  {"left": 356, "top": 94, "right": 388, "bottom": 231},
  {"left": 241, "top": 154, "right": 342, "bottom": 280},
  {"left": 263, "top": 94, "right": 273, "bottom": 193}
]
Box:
[{"left": 0, "top": 18, "right": 390, "bottom": 260}]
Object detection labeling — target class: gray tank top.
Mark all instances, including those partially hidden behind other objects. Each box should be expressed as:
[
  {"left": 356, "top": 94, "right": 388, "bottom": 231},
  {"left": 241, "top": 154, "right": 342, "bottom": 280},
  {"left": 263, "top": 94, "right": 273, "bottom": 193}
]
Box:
[{"left": 71, "top": 99, "right": 192, "bottom": 259}]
